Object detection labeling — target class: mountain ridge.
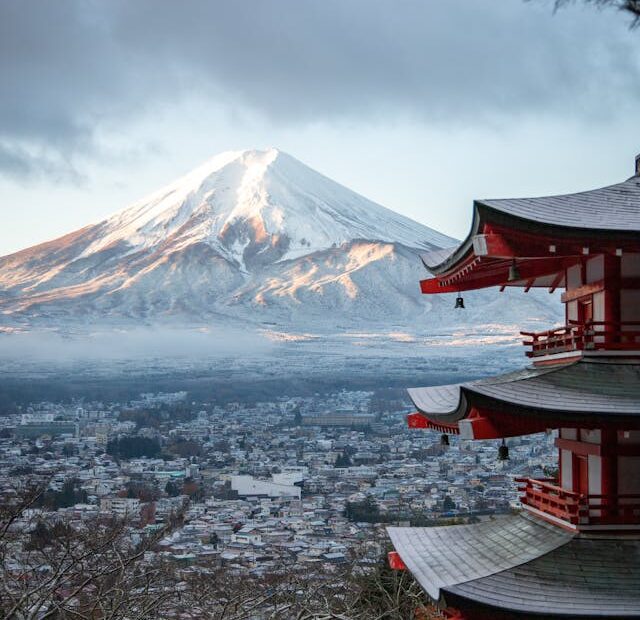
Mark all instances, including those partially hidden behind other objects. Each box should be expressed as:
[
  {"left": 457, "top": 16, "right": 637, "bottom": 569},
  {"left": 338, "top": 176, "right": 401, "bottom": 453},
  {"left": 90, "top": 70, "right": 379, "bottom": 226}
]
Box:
[{"left": 0, "top": 149, "right": 559, "bottom": 333}]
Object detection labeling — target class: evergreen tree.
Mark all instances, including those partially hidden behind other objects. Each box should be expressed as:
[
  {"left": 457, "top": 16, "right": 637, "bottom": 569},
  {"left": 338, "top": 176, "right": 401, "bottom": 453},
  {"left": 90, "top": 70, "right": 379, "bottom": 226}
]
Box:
[
  {"left": 334, "top": 452, "right": 352, "bottom": 468},
  {"left": 443, "top": 495, "right": 456, "bottom": 512}
]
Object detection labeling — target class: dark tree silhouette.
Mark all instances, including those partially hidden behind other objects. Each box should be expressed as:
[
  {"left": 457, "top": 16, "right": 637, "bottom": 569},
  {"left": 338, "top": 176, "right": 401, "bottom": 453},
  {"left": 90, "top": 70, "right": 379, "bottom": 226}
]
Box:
[
  {"left": 334, "top": 452, "right": 353, "bottom": 468},
  {"left": 106, "top": 435, "right": 161, "bottom": 459},
  {"left": 550, "top": 0, "right": 640, "bottom": 25}
]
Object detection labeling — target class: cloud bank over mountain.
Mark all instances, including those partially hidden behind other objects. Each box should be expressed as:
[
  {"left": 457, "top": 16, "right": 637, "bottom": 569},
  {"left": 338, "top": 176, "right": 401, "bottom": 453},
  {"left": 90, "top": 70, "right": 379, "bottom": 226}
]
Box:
[{"left": 1, "top": 1, "right": 638, "bottom": 180}]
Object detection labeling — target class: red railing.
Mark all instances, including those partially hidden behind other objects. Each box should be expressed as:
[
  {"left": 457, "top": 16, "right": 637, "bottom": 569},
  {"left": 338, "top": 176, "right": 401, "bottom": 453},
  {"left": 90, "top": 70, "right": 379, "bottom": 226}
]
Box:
[
  {"left": 516, "top": 477, "right": 640, "bottom": 526},
  {"left": 521, "top": 321, "right": 640, "bottom": 358},
  {"left": 516, "top": 477, "right": 583, "bottom": 524},
  {"left": 579, "top": 494, "right": 640, "bottom": 525}
]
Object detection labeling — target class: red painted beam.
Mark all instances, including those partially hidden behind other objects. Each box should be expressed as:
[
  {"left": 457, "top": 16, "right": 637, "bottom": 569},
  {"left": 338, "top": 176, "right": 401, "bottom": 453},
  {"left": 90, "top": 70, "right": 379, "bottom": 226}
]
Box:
[
  {"left": 548, "top": 271, "right": 564, "bottom": 294},
  {"left": 388, "top": 551, "right": 406, "bottom": 570},
  {"left": 561, "top": 280, "right": 605, "bottom": 303},
  {"left": 557, "top": 436, "right": 640, "bottom": 458},
  {"left": 407, "top": 412, "right": 460, "bottom": 434},
  {"left": 473, "top": 233, "right": 517, "bottom": 258},
  {"left": 421, "top": 256, "right": 576, "bottom": 294},
  {"left": 407, "top": 412, "right": 430, "bottom": 428},
  {"left": 461, "top": 408, "right": 558, "bottom": 440},
  {"left": 555, "top": 437, "right": 601, "bottom": 457},
  {"left": 481, "top": 222, "right": 640, "bottom": 256}
]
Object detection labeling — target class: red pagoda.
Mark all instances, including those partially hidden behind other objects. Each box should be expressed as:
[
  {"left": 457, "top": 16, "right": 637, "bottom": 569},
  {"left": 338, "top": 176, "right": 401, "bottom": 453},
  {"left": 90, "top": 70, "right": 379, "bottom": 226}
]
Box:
[{"left": 388, "top": 156, "right": 640, "bottom": 619}]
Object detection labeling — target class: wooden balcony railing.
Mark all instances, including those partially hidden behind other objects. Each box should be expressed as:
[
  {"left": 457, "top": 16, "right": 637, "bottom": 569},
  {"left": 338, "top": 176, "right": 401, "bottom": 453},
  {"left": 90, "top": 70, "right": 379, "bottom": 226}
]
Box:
[
  {"left": 515, "top": 477, "right": 582, "bottom": 524},
  {"left": 516, "top": 477, "right": 640, "bottom": 527},
  {"left": 521, "top": 321, "right": 640, "bottom": 358}
]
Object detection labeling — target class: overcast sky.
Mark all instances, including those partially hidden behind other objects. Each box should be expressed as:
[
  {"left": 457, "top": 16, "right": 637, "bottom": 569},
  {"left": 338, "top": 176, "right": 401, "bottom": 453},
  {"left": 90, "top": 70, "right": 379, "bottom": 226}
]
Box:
[{"left": 1, "top": 0, "right": 639, "bottom": 255}]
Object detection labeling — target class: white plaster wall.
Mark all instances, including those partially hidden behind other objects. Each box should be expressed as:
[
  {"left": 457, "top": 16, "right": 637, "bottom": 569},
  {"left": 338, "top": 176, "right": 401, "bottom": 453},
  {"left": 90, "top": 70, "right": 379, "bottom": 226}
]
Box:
[
  {"left": 592, "top": 291, "right": 605, "bottom": 342},
  {"left": 567, "top": 264, "right": 582, "bottom": 289},
  {"left": 621, "top": 253, "right": 640, "bottom": 278},
  {"left": 592, "top": 291, "right": 605, "bottom": 322},
  {"left": 561, "top": 449, "right": 573, "bottom": 490},
  {"left": 586, "top": 255, "right": 604, "bottom": 284},
  {"left": 621, "top": 290, "right": 640, "bottom": 322},
  {"left": 581, "top": 429, "right": 601, "bottom": 445},
  {"left": 618, "top": 457, "right": 640, "bottom": 495}
]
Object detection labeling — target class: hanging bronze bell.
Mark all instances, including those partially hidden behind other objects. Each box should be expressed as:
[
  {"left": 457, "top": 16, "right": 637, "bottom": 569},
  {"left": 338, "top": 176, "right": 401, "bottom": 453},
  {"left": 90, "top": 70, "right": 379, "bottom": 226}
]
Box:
[
  {"left": 440, "top": 433, "right": 450, "bottom": 446},
  {"left": 454, "top": 296, "right": 465, "bottom": 309},
  {"left": 498, "top": 438, "right": 509, "bottom": 460}
]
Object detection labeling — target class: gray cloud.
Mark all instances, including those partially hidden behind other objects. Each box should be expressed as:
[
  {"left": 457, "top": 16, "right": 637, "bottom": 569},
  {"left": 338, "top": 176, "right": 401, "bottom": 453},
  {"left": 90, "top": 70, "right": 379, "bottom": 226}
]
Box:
[
  {"left": 0, "top": 0, "right": 638, "bottom": 179},
  {"left": 0, "top": 142, "right": 84, "bottom": 183}
]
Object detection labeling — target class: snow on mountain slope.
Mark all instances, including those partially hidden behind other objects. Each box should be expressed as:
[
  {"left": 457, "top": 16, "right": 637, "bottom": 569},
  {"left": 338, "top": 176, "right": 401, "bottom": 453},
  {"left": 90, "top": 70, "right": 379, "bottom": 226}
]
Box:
[
  {"left": 0, "top": 148, "right": 560, "bottom": 333},
  {"left": 76, "top": 148, "right": 454, "bottom": 269}
]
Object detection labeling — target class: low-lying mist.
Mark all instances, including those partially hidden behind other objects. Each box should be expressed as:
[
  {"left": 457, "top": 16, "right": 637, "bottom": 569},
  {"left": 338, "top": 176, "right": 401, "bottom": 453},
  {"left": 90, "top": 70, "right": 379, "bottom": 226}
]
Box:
[{"left": 0, "top": 326, "right": 273, "bottom": 362}]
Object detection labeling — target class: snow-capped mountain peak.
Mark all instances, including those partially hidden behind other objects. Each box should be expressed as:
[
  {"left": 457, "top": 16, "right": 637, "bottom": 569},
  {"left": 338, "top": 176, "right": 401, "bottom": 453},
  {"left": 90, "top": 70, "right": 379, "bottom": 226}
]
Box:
[
  {"left": 79, "top": 148, "right": 454, "bottom": 269},
  {"left": 0, "top": 148, "right": 559, "bottom": 334}
]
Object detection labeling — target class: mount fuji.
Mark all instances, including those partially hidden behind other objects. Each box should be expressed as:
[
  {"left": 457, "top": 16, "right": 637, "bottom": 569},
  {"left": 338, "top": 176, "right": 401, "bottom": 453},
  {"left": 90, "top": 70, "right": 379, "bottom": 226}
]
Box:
[{"left": 0, "top": 149, "right": 559, "bottom": 336}]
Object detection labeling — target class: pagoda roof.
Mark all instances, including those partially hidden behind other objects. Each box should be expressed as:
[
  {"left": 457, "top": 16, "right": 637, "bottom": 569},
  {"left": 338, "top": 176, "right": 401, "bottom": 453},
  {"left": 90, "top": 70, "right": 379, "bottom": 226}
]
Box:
[
  {"left": 389, "top": 514, "right": 640, "bottom": 616},
  {"left": 420, "top": 171, "right": 640, "bottom": 292},
  {"left": 480, "top": 175, "right": 640, "bottom": 230},
  {"left": 447, "top": 536, "right": 640, "bottom": 617},
  {"left": 408, "top": 360, "right": 640, "bottom": 437},
  {"left": 387, "top": 513, "right": 571, "bottom": 601}
]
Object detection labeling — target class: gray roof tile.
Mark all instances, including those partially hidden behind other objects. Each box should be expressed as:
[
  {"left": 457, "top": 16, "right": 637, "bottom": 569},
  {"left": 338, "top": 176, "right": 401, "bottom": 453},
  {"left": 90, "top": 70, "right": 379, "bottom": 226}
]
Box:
[
  {"left": 447, "top": 537, "right": 640, "bottom": 616},
  {"left": 479, "top": 175, "right": 640, "bottom": 231},
  {"left": 387, "top": 513, "right": 572, "bottom": 601},
  {"left": 408, "top": 359, "right": 640, "bottom": 422}
]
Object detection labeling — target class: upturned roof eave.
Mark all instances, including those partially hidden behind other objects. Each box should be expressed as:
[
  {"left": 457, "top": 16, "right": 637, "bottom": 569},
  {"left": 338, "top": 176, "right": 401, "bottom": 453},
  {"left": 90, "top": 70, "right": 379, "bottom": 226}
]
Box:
[
  {"left": 420, "top": 203, "right": 481, "bottom": 275},
  {"left": 408, "top": 360, "right": 640, "bottom": 425},
  {"left": 421, "top": 174, "right": 640, "bottom": 276}
]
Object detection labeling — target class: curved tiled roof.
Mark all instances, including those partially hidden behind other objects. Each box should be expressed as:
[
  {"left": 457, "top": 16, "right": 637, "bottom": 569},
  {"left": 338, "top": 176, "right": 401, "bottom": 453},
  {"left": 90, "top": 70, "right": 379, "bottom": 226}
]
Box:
[
  {"left": 479, "top": 175, "right": 640, "bottom": 232},
  {"left": 421, "top": 174, "right": 640, "bottom": 274},
  {"left": 387, "top": 514, "right": 572, "bottom": 601},
  {"left": 408, "top": 360, "right": 640, "bottom": 422},
  {"left": 448, "top": 536, "right": 640, "bottom": 617}
]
